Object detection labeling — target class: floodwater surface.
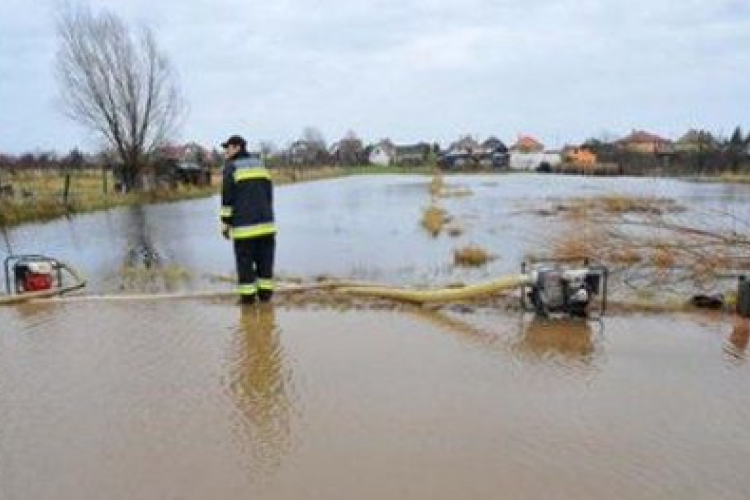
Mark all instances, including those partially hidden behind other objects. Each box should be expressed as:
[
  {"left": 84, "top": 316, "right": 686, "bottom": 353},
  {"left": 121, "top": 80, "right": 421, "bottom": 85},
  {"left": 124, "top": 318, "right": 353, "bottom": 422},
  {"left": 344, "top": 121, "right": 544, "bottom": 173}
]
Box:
[
  {"left": 3, "top": 174, "right": 750, "bottom": 293},
  {"left": 2, "top": 174, "right": 749, "bottom": 499},
  {"left": 0, "top": 301, "right": 748, "bottom": 500}
]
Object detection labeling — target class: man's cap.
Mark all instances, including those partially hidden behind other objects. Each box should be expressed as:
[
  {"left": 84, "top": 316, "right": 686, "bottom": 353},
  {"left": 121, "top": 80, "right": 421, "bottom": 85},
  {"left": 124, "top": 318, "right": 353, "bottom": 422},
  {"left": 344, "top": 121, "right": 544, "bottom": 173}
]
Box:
[{"left": 221, "top": 135, "right": 247, "bottom": 149}]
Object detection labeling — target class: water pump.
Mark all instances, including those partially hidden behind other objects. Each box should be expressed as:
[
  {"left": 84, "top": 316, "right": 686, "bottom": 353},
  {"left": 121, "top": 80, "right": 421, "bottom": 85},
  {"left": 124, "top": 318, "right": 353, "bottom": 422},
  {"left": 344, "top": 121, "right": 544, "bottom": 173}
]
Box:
[
  {"left": 521, "top": 259, "right": 608, "bottom": 318},
  {"left": 5, "top": 255, "right": 62, "bottom": 294}
]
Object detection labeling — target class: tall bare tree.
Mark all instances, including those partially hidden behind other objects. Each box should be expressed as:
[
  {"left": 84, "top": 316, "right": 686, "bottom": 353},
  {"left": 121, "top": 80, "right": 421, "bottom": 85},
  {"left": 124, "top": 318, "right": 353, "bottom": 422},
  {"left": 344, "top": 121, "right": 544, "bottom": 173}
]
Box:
[{"left": 56, "top": 5, "right": 185, "bottom": 191}]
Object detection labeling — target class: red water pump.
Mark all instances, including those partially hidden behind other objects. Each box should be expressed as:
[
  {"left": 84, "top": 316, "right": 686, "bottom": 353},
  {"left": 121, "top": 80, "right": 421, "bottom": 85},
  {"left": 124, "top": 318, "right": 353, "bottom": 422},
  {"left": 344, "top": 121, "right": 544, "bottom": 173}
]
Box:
[{"left": 5, "top": 255, "right": 61, "bottom": 294}]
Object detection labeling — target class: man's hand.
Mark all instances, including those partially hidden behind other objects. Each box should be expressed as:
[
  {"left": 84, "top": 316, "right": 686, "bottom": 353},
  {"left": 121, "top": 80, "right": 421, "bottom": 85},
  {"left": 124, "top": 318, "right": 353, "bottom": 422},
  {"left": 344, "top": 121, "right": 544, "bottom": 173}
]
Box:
[{"left": 221, "top": 223, "right": 231, "bottom": 240}]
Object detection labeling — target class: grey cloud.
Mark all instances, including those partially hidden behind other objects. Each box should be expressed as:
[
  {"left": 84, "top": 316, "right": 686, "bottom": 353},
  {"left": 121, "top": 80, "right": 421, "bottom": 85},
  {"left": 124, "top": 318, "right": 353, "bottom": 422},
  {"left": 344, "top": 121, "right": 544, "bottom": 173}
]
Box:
[{"left": 0, "top": 0, "right": 749, "bottom": 153}]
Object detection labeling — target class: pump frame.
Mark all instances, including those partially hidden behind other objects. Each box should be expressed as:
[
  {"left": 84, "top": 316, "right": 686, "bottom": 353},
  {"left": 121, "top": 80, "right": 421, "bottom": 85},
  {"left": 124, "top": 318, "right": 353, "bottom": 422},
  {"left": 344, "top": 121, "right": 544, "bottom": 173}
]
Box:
[
  {"left": 4, "top": 254, "right": 64, "bottom": 295},
  {"left": 520, "top": 257, "right": 608, "bottom": 319}
]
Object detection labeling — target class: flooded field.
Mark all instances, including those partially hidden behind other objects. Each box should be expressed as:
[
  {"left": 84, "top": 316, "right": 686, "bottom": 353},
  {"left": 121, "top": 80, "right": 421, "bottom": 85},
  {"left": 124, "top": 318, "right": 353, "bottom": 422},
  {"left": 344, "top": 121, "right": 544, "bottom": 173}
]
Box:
[
  {"left": 2, "top": 174, "right": 750, "bottom": 499},
  {"left": 0, "top": 301, "right": 748, "bottom": 500},
  {"left": 3, "top": 173, "right": 750, "bottom": 293}
]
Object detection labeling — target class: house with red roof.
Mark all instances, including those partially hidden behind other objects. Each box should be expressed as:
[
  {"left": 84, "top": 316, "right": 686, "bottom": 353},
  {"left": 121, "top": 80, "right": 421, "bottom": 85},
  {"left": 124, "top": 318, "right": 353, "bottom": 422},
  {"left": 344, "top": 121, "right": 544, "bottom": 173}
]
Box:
[
  {"left": 510, "top": 135, "right": 545, "bottom": 153},
  {"left": 617, "top": 130, "right": 672, "bottom": 154},
  {"left": 508, "top": 134, "right": 561, "bottom": 171}
]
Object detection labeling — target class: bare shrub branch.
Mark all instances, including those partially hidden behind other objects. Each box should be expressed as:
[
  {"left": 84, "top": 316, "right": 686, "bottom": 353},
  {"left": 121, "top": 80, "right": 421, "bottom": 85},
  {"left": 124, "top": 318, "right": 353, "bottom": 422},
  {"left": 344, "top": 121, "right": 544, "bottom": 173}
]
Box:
[{"left": 528, "top": 195, "right": 750, "bottom": 293}]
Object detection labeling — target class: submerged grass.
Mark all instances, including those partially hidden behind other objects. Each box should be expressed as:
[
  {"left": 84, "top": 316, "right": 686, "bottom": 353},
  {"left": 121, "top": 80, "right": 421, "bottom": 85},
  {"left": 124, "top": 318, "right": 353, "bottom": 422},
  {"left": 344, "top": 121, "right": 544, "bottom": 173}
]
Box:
[
  {"left": 454, "top": 245, "right": 494, "bottom": 267},
  {"left": 421, "top": 205, "right": 449, "bottom": 237},
  {"left": 545, "top": 195, "right": 686, "bottom": 220}
]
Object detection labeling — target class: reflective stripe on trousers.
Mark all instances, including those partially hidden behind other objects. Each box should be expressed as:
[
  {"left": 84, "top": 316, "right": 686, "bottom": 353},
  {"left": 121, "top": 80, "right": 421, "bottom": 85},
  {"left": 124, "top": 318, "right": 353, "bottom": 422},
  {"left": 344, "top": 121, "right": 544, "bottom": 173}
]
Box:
[
  {"left": 257, "top": 278, "right": 274, "bottom": 291},
  {"left": 236, "top": 283, "right": 257, "bottom": 296}
]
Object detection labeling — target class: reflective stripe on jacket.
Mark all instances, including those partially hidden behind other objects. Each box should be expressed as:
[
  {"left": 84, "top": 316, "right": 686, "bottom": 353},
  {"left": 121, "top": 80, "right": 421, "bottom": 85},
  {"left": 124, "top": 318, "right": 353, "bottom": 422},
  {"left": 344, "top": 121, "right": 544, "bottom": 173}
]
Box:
[{"left": 220, "top": 151, "right": 276, "bottom": 240}]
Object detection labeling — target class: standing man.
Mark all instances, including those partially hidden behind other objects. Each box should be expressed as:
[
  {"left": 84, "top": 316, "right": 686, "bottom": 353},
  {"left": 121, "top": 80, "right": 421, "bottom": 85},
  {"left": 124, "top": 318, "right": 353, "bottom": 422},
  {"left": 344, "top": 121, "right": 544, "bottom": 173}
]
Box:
[{"left": 220, "top": 135, "right": 276, "bottom": 304}]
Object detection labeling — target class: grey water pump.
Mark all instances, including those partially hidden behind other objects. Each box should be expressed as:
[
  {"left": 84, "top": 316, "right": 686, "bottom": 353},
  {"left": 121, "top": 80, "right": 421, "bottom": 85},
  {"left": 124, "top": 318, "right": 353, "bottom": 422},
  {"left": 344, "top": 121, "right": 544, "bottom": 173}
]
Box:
[{"left": 521, "top": 259, "right": 608, "bottom": 318}]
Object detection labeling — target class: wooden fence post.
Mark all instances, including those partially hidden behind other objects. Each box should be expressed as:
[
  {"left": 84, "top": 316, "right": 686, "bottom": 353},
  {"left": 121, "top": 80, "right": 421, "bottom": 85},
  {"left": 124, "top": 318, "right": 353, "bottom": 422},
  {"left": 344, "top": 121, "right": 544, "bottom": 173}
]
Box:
[{"left": 63, "top": 171, "right": 71, "bottom": 205}]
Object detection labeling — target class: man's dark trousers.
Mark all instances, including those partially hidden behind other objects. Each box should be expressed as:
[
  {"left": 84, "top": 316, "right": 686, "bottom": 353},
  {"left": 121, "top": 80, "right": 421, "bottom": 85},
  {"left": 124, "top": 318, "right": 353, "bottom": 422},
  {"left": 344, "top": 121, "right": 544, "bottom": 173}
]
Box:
[{"left": 234, "top": 235, "right": 275, "bottom": 302}]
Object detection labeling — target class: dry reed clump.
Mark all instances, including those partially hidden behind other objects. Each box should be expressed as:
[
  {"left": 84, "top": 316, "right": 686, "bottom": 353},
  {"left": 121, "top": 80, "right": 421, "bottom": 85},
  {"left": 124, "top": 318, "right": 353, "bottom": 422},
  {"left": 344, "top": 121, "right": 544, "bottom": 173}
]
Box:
[
  {"left": 551, "top": 235, "right": 595, "bottom": 260},
  {"left": 650, "top": 246, "right": 676, "bottom": 269},
  {"left": 429, "top": 172, "right": 445, "bottom": 197},
  {"left": 609, "top": 248, "right": 642, "bottom": 264},
  {"left": 550, "top": 195, "right": 685, "bottom": 220},
  {"left": 421, "top": 205, "right": 449, "bottom": 237},
  {"left": 118, "top": 265, "right": 192, "bottom": 292},
  {"left": 546, "top": 230, "right": 646, "bottom": 266},
  {"left": 453, "top": 245, "right": 494, "bottom": 267}
]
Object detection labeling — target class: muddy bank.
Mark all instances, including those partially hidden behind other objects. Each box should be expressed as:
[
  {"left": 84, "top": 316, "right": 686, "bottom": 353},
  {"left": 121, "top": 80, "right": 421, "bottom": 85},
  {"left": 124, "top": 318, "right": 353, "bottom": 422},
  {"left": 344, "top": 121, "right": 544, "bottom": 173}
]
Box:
[{"left": 0, "top": 301, "right": 747, "bottom": 500}]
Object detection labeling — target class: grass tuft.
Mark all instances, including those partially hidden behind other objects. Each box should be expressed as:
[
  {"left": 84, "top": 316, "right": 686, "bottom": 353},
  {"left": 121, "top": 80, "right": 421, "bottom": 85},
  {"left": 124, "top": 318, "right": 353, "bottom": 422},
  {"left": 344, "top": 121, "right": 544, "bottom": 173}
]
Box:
[{"left": 454, "top": 245, "right": 494, "bottom": 267}]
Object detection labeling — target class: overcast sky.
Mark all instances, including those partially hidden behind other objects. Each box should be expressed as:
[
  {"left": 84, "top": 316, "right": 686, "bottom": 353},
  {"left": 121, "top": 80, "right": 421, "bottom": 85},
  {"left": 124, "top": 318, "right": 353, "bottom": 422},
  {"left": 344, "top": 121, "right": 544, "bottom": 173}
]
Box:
[{"left": 1, "top": 0, "right": 748, "bottom": 153}]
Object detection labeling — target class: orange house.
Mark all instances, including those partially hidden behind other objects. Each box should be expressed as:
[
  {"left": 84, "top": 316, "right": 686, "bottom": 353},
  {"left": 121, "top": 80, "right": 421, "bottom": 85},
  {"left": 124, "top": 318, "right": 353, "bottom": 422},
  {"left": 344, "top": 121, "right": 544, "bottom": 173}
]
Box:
[{"left": 563, "top": 147, "right": 597, "bottom": 166}]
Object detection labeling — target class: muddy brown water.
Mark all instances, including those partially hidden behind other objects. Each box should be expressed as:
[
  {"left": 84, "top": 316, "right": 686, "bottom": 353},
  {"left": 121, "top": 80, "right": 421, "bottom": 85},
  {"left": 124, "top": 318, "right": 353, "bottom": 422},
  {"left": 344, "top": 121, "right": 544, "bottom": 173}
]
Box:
[{"left": 0, "top": 301, "right": 748, "bottom": 500}]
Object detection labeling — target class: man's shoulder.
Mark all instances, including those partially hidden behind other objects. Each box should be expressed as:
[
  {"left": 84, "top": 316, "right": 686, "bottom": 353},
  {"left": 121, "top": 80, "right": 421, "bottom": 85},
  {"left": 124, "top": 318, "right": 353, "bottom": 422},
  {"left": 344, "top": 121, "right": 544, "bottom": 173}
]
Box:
[{"left": 222, "top": 161, "right": 236, "bottom": 174}]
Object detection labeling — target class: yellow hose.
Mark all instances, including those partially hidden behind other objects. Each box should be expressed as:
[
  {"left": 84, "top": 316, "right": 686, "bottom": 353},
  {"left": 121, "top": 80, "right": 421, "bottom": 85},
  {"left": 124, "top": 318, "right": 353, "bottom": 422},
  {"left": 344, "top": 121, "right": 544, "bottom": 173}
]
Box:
[
  {"left": 1, "top": 271, "right": 528, "bottom": 307},
  {"left": 333, "top": 274, "right": 529, "bottom": 305},
  {"left": 0, "top": 261, "right": 87, "bottom": 306}
]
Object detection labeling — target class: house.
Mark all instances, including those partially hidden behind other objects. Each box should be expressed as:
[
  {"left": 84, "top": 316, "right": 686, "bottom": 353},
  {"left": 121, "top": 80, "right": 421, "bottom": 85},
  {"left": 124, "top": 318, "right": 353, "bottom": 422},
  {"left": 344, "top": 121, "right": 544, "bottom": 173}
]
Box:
[
  {"left": 449, "top": 136, "right": 481, "bottom": 155},
  {"left": 510, "top": 135, "right": 544, "bottom": 154},
  {"left": 617, "top": 130, "right": 673, "bottom": 154},
  {"left": 482, "top": 137, "right": 507, "bottom": 153},
  {"left": 367, "top": 140, "right": 395, "bottom": 166},
  {"left": 510, "top": 151, "right": 562, "bottom": 171},
  {"left": 367, "top": 140, "right": 430, "bottom": 166},
  {"left": 508, "top": 134, "right": 558, "bottom": 170},
  {"left": 479, "top": 137, "right": 509, "bottom": 169},
  {"left": 393, "top": 143, "right": 431, "bottom": 165},
  {"left": 562, "top": 146, "right": 597, "bottom": 166},
  {"left": 440, "top": 136, "right": 508, "bottom": 170},
  {"left": 288, "top": 140, "right": 325, "bottom": 165},
  {"left": 674, "top": 129, "right": 718, "bottom": 153},
  {"left": 155, "top": 142, "right": 210, "bottom": 164}
]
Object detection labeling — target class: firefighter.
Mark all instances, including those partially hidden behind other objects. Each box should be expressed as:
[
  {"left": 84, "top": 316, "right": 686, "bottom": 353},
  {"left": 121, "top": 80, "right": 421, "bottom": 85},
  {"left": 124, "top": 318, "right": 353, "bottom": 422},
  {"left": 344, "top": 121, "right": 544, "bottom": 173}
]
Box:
[{"left": 220, "top": 135, "right": 276, "bottom": 304}]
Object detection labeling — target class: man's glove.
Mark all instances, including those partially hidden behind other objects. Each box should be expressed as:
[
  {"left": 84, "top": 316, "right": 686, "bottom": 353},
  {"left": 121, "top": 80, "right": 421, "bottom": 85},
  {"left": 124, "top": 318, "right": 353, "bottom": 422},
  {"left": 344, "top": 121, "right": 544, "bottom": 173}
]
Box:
[{"left": 221, "top": 223, "right": 231, "bottom": 240}]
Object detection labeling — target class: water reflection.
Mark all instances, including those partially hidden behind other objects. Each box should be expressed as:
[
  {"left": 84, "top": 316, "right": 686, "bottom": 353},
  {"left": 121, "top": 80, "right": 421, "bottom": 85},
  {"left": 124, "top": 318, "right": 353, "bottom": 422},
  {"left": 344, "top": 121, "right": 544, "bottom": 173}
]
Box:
[
  {"left": 6, "top": 302, "right": 60, "bottom": 332},
  {"left": 406, "top": 306, "right": 507, "bottom": 351},
  {"left": 123, "top": 205, "right": 162, "bottom": 269},
  {"left": 725, "top": 316, "right": 749, "bottom": 364},
  {"left": 116, "top": 206, "right": 189, "bottom": 293},
  {"left": 511, "top": 317, "right": 599, "bottom": 364},
  {"left": 226, "top": 305, "right": 294, "bottom": 475},
  {"left": 407, "top": 306, "right": 603, "bottom": 373},
  {"left": 1, "top": 225, "right": 11, "bottom": 256}
]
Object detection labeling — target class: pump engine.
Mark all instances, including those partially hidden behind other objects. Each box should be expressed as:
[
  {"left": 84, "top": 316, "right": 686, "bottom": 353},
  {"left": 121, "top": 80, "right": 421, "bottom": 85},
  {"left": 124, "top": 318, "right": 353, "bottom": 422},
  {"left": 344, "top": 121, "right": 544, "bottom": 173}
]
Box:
[{"left": 521, "top": 260, "right": 608, "bottom": 318}]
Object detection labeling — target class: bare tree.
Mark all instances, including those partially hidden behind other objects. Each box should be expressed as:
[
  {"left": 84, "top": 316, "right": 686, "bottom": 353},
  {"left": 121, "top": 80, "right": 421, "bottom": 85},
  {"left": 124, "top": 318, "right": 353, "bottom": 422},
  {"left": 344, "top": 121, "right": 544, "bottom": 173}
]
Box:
[
  {"left": 301, "top": 126, "right": 326, "bottom": 151},
  {"left": 56, "top": 5, "right": 185, "bottom": 191}
]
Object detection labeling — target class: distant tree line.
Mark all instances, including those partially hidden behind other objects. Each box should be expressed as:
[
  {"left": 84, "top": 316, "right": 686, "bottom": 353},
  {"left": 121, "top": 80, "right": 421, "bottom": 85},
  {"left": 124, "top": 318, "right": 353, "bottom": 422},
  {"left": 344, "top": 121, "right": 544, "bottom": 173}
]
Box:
[
  {"left": 3, "top": 126, "right": 749, "bottom": 181},
  {"left": 582, "top": 126, "right": 750, "bottom": 176}
]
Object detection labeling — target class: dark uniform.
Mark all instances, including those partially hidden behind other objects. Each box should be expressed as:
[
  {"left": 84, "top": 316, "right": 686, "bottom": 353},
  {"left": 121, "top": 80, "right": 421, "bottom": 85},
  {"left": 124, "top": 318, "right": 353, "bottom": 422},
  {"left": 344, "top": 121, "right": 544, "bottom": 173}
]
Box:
[{"left": 220, "top": 149, "right": 276, "bottom": 303}]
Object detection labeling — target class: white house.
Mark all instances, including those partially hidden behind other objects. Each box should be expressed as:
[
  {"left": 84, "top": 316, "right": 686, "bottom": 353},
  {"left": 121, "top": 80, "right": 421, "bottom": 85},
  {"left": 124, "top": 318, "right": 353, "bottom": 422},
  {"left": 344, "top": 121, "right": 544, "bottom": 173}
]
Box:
[
  {"left": 368, "top": 141, "right": 395, "bottom": 166},
  {"left": 510, "top": 151, "right": 562, "bottom": 171}
]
